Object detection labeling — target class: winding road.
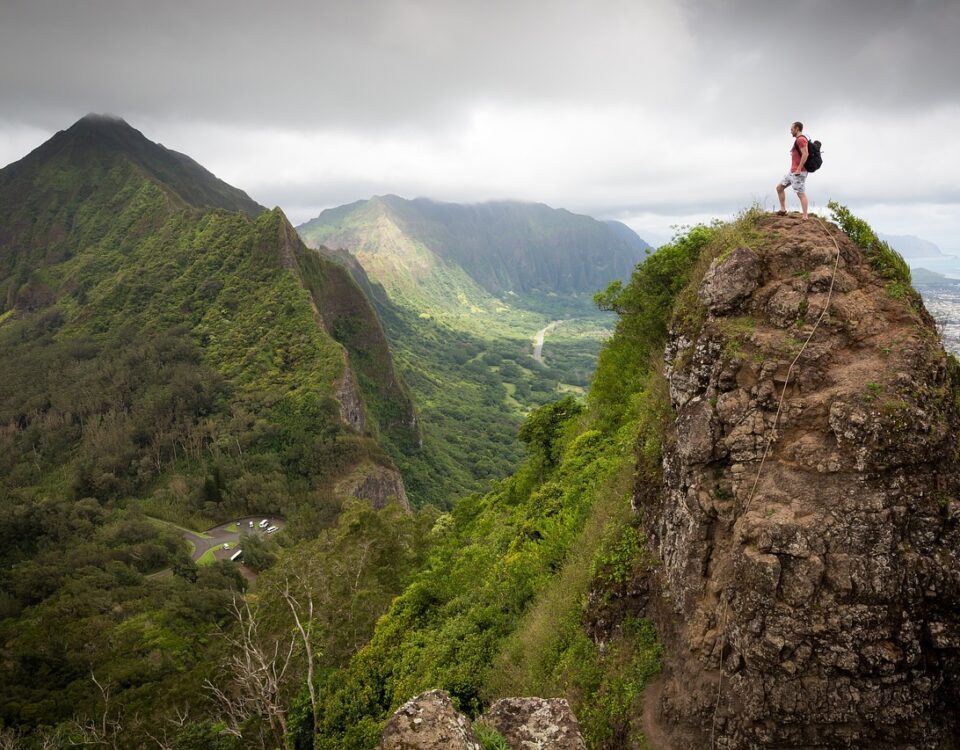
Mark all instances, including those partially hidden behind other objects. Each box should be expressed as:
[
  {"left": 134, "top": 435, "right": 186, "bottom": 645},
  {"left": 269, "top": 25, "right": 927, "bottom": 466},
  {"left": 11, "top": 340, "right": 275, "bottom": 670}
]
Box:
[{"left": 533, "top": 321, "right": 561, "bottom": 364}]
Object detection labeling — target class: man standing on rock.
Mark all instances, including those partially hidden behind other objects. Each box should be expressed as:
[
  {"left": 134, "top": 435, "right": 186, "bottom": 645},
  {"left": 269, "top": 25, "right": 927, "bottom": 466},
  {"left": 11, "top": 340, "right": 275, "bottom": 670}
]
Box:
[{"left": 776, "top": 121, "right": 809, "bottom": 219}]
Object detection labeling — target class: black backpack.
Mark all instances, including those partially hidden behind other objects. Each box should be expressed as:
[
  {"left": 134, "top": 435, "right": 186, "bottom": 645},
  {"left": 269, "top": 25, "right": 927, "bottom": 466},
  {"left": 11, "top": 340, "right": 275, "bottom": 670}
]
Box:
[{"left": 800, "top": 136, "right": 823, "bottom": 172}]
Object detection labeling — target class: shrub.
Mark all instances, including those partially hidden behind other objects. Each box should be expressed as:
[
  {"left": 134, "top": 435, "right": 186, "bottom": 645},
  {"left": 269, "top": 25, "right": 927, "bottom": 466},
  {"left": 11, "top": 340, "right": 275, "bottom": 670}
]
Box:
[{"left": 827, "top": 201, "right": 912, "bottom": 286}]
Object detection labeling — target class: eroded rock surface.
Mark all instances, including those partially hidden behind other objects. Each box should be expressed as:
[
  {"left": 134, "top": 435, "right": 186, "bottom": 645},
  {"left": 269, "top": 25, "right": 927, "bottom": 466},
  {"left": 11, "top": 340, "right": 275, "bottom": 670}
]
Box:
[
  {"left": 336, "top": 357, "right": 368, "bottom": 432},
  {"left": 481, "top": 697, "right": 587, "bottom": 750},
  {"left": 335, "top": 461, "right": 411, "bottom": 511},
  {"left": 699, "top": 245, "right": 761, "bottom": 315},
  {"left": 379, "top": 690, "right": 481, "bottom": 750},
  {"left": 642, "top": 215, "right": 960, "bottom": 748}
]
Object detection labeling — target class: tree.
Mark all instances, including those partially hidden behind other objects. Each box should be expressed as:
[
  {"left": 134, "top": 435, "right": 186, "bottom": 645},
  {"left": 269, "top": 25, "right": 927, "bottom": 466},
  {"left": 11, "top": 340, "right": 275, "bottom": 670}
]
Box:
[
  {"left": 205, "top": 596, "right": 298, "bottom": 749},
  {"left": 518, "top": 396, "right": 584, "bottom": 472}
]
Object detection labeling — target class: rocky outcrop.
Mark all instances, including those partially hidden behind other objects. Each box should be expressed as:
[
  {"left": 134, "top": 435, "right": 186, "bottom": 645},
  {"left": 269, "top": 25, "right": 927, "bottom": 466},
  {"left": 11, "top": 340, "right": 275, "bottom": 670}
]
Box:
[
  {"left": 336, "top": 356, "right": 368, "bottom": 432},
  {"left": 698, "top": 245, "right": 762, "bottom": 315},
  {"left": 481, "top": 697, "right": 587, "bottom": 749},
  {"left": 379, "top": 690, "right": 481, "bottom": 750},
  {"left": 335, "top": 461, "right": 410, "bottom": 511},
  {"left": 642, "top": 215, "right": 960, "bottom": 748},
  {"left": 379, "top": 692, "right": 589, "bottom": 750}
]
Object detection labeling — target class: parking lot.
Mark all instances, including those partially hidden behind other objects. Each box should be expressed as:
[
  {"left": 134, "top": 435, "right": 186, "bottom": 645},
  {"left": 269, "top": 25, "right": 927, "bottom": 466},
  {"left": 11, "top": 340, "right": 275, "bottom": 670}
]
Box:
[{"left": 179, "top": 515, "right": 286, "bottom": 566}]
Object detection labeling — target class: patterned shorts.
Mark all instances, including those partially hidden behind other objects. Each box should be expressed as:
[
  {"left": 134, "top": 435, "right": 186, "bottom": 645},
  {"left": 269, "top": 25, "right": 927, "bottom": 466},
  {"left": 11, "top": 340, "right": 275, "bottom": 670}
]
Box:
[{"left": 780, "top": 171, "right": 807, "bottom": 194}]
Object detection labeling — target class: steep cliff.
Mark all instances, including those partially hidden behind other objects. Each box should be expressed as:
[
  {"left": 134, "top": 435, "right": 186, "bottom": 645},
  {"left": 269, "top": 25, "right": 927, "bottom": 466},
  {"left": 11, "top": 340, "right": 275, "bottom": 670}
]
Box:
[{"left": 643, "top": 214, "right": 960, "bottom": 748}]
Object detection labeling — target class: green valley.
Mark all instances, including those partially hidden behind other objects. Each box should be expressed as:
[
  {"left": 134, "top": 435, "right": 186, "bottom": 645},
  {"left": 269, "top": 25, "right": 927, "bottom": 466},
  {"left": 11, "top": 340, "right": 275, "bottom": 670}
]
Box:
[
  {"left": 0, "top": 116, "right": 655, "bottom": 748},
  {"left": 298, "top": 195, "right": 649, "bottom": 505}
]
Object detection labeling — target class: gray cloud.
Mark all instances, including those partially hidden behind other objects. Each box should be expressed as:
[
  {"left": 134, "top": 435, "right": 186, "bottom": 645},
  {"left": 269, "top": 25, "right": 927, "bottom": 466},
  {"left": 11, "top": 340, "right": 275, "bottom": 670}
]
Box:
[
  {"left": 2, "top": 0, "right": 959, "bottom": 251},
  {"left": 686, "top": 0, "right": 960, "bottom": 112},
  {"left": 0, "top": 0, "right": 693, "bottom": 130},
  {"left": 7, "top": 0, "right": 955, "bottom": 131}
]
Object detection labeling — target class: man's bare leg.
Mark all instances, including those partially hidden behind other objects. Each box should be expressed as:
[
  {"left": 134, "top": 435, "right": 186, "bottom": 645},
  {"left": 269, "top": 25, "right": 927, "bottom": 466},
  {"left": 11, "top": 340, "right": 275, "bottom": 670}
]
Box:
[
  {"left": 799, "top": 192, "right": 809, "bottom": 219},
  {"left": 776, "top": 183, "right": 787, "bottom": 213}
]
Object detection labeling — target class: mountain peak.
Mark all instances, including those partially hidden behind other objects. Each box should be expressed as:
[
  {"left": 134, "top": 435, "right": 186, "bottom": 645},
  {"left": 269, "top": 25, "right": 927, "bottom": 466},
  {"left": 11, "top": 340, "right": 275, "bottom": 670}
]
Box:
[
  {"left": 1, "top": 114, "right": 263, "bottom": 218},
  {"left": 57, "top": 112, "right": 156, "bottom": 155},
  {"left": 75, "top": 112, "right": 131, "bottom": 127}
]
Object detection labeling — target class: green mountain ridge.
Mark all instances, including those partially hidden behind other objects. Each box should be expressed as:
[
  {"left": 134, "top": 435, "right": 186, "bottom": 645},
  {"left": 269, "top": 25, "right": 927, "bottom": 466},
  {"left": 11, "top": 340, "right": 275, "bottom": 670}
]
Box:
[
  {"left": 0, "top": 116, "right": 426, "bottom": 736},
  {"left": 0, "top": 115, "right": 419, "bottom": 492},
  {"left": 298, "top": 194, "right": 650, "bottom": 310}
]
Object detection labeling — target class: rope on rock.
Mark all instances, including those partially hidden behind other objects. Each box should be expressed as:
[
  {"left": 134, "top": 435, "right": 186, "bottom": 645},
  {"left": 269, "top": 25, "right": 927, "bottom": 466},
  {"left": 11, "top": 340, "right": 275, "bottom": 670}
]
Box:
[{"left": 709, "top": 215, "right": 843, "bottom": 749}]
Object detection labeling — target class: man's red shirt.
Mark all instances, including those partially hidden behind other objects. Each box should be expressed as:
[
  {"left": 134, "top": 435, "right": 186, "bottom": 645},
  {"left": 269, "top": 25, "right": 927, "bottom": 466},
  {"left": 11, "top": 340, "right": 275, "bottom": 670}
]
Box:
[{"left": 791, "top": 135, "right": 809, "bottom": 172}]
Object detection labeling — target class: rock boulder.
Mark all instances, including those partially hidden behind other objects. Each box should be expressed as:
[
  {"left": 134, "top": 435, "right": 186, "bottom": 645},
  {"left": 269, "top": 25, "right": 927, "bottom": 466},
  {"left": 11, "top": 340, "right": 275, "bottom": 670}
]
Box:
[
  {"left": 379, "top": 690, "right": 481, "bottom": 750},
  {"left": 480, "top": 697, "right": 587, "bottom": 750}
]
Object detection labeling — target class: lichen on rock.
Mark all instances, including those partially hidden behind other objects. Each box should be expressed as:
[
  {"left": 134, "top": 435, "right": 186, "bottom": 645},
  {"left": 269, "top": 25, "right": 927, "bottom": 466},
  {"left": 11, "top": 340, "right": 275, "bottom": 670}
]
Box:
[
  {"left": 480, "top": 697, "right": 587, "bottom": 750},
  {"left": 379, "top": 690, "right": 481, "bottom": 750}
]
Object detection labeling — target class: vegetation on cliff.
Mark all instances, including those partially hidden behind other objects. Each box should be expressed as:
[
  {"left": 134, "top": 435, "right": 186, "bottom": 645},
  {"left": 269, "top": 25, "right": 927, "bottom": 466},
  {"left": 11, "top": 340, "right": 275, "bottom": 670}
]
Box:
[{"left": 292, "top": 215, "right": 734, "bottom": 749}]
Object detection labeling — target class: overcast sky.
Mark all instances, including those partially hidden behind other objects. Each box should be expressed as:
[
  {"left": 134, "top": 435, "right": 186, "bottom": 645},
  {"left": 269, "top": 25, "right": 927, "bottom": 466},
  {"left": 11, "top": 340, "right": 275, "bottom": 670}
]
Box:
[{"left": 2, "top": 0, "right": 959, "bottom": 251}]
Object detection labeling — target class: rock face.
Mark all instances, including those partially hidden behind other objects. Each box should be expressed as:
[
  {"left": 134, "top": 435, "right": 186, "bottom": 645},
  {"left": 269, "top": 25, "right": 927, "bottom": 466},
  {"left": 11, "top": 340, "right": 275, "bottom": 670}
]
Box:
[
  {"left": 336, "top": 357, "right": 368, "bottom": 432},
  {"left": 379, "top": 690, "right": 481, "bottom": 750},
  {"left": 335, "top": 461, "right": 411, "bottom": 511},
  {"left": 698, "top": 245, "right": 762, "bottom": 315},
  {"left": 642, "top": 215, "right": 960, "bottom": 748},
  {"left": 481, "top": 697, "right": 587, "bottom": 749}
]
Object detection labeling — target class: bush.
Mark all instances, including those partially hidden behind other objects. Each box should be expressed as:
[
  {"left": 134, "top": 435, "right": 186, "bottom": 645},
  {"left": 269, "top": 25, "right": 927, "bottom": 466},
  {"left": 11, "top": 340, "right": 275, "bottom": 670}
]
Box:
[{"left": 828, "top": 201, "right": 912, "bottom": 286}]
